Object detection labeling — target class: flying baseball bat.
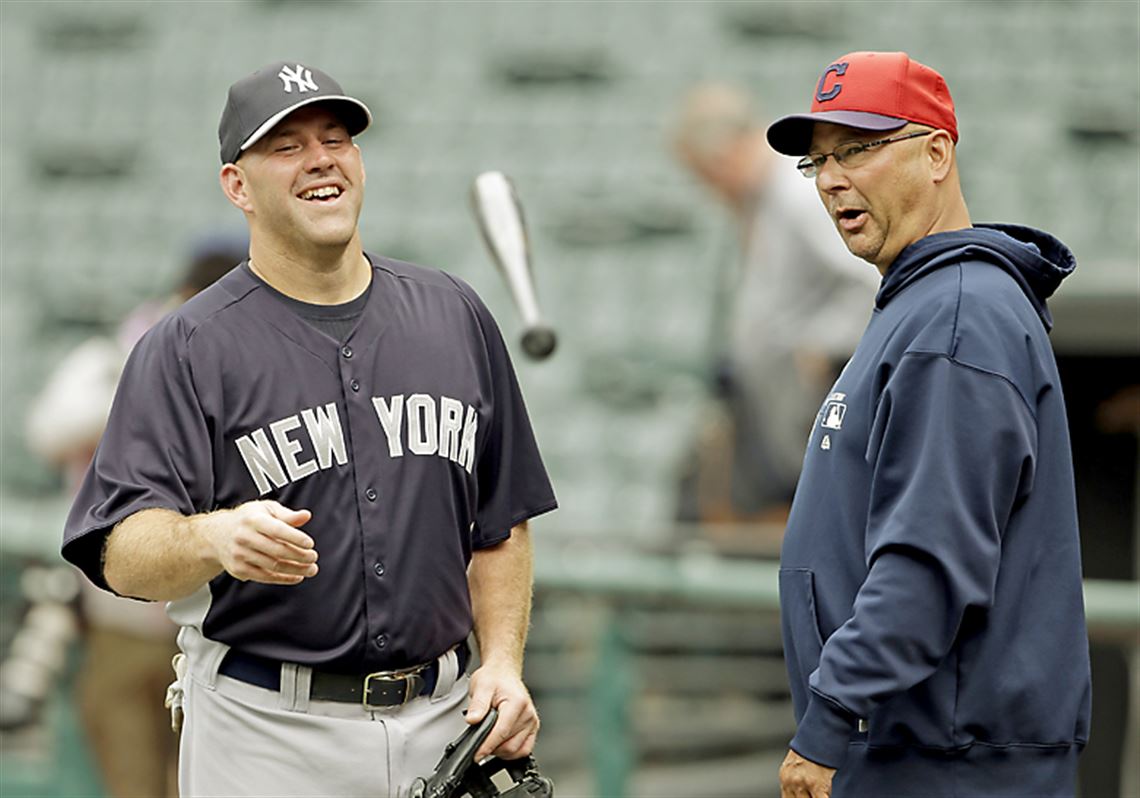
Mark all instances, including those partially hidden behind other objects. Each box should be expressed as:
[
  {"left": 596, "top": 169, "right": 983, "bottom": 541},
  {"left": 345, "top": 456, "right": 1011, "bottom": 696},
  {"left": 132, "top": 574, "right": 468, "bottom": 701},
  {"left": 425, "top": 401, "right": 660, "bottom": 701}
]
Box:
[{"left": 470, "top": 171, "right": 557, "bottom": 360}]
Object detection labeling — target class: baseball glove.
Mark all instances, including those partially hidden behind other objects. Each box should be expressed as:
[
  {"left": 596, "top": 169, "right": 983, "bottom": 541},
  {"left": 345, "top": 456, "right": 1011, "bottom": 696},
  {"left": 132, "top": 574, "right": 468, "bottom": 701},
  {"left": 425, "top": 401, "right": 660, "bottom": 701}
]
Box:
[{"left": 410, "top": 708, "right": 554, "bottom": 798}]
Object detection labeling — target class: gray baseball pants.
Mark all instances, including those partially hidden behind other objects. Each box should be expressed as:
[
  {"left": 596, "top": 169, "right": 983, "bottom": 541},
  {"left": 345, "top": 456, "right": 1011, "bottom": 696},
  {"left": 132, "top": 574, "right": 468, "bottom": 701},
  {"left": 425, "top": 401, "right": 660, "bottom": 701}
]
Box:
[{"left": 173, "top": 633, "right": 469, "bottom": 797}]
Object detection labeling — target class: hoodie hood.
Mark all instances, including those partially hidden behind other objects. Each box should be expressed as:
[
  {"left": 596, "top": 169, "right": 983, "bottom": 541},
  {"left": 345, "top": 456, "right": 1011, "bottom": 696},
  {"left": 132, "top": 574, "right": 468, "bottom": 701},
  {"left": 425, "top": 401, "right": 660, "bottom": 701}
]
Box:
[{"left": 876, "top": 224, "right": 1076, "bottom": 331}]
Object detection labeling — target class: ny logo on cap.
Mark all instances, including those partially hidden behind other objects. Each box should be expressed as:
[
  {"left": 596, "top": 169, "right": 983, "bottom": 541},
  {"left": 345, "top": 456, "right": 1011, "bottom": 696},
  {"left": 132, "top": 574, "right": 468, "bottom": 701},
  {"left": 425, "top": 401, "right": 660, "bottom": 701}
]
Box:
[
  {"left": 816, "top": 62, "right": 848, "bottom": 102},
  {"left": 278, "top": 64, "right": 319, "bottom": 94}
]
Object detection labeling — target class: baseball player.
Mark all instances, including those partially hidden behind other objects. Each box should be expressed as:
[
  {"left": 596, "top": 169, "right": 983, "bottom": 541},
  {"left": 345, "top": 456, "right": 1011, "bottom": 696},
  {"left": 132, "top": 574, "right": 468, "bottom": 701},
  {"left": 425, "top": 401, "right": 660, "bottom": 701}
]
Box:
[
  {"left": 61, "top": 61, "right": 557, "bottom": 798},
  {"left": 766, "top": 52, "right": 1089, "bottom": 797}
]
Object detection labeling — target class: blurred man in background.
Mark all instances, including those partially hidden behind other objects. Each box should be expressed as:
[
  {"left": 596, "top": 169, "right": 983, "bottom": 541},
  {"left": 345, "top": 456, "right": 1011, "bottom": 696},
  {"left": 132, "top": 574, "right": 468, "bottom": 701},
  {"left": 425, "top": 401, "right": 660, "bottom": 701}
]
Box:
[
  {"left": 27, "top": 235, "right": 245, "bottom": 798},
  {"left": 672, "top": 84, "right": 876, "bottom": 533}
]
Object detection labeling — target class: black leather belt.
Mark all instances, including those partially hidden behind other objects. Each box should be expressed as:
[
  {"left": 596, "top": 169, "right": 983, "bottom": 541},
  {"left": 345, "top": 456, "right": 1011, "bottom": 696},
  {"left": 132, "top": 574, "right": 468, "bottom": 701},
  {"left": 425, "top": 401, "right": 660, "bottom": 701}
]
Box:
[{"left": 219, "top": 641, "right": 470, "bottom": 707}]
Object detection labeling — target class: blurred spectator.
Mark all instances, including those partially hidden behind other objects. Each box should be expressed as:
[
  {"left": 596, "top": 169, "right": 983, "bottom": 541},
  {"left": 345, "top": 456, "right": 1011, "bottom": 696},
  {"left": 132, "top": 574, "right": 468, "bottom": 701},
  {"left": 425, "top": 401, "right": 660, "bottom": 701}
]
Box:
[
  {"left": 1096, "top": 385, "right": 1140, "bottom": 435},
  {"left": 26, "top": 234, "right": 246, "bottom": 798},
  {"left": 671, "top": 84, "right": 877, "bottom": 528}
]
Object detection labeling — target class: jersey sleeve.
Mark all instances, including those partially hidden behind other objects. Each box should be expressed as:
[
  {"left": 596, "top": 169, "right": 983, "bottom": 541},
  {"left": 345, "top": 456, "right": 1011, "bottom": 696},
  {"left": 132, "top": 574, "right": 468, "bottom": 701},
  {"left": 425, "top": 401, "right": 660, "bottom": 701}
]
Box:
[
  {"left": 61, "top": 315, "right": 215, "bottom": 590},
  {"left": 454, "top": 280, "right": 557, "bottom": 548},
  {"left": 790, "top": 352, "right": 1037, "bottom": 768}
]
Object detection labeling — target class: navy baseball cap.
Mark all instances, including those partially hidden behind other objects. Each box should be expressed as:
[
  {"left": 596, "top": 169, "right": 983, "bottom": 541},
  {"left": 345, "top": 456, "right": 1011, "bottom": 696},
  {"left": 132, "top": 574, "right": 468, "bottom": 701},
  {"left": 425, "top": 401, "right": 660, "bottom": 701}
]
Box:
[
  {"left": 767, "top": 51, "right": 957, "bottom": 156},
  {"left": 219, "top": 61, "right": 372, "bottom": 164}
]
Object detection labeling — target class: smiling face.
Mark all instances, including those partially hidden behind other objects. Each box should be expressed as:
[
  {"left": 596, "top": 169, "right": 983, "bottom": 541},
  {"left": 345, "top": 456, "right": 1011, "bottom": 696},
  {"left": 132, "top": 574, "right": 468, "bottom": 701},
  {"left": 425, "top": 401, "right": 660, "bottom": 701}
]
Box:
[
  {"left": 809, "top": 122, "right": 937, "bottom": 273},
  {"left": 220, "top": 105, "right": 366, "bottom": 257}
]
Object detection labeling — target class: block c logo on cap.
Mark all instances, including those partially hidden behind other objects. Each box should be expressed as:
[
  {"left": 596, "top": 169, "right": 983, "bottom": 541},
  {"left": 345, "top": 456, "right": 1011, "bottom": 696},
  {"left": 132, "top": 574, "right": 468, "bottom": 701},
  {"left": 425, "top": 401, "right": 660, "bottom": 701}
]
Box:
[
  {"left": 278, "top": 64, "right": 319, "bottom": 93},
  {"left": 815, "top": 62, "right": 848, "bottom": 102}
]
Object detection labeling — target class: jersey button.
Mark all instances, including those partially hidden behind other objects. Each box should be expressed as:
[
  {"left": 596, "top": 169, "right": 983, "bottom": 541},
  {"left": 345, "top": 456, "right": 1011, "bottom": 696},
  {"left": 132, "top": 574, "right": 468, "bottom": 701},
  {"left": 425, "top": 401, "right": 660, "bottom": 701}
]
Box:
[
  {"left": 374, "top": 634, "right": 388, "bottom": 649},
  {"left": 350, "top": 379, "right": 360, "bottom": 392},
  {"left": 341, "top": 345, "right": 353, "bottom": 359},
  {"left": 365, "top": 488, "right": 377, "bottom": 502},
  {"left": 373, "top": 561, "right": 385, "bottom": 577}
]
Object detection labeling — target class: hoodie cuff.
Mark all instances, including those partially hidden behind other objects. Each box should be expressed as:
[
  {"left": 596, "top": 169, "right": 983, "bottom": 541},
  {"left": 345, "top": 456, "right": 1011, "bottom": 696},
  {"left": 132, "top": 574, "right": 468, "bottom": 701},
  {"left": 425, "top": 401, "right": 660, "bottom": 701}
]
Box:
[{"left": 789, "top": 692, "right": 857, "bottom": 769}]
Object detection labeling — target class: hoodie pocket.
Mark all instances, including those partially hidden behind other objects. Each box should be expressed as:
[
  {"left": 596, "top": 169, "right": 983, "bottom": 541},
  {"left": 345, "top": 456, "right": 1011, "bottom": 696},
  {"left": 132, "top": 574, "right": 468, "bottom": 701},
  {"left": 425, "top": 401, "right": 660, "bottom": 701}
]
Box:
[{"left": 779, "top": 568, "right": 826, "bottom": 718}]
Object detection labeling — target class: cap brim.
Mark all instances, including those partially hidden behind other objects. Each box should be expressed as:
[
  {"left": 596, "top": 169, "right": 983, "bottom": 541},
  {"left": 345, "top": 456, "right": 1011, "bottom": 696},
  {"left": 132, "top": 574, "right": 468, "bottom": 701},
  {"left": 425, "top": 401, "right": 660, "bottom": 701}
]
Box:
[
  {"left": 240, "top": 95, "right": 373, "bottom": 156},
  {"left": 766, "top": 111, "right": 907, "bottom": 156}
]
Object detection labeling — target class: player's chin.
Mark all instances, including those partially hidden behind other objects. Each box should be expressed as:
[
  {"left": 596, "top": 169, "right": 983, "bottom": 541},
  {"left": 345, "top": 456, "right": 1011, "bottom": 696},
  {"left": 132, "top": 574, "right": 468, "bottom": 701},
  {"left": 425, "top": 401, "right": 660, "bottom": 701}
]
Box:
[
  {"left": 840, "top": 231, "right": 882, "bottom": 264},
  {"left": 298, "top": 197, "right": 358, "bottom": 223},
  {"left": 301, "top": 218, "right": 359, "bottom": 248}
]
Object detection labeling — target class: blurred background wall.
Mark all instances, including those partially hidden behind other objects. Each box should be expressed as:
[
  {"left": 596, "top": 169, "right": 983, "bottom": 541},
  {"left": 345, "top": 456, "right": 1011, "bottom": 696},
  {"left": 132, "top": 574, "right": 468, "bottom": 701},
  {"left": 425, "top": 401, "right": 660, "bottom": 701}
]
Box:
[{"left": 1, "top": 1, "right": 1136, "bottom": 797}]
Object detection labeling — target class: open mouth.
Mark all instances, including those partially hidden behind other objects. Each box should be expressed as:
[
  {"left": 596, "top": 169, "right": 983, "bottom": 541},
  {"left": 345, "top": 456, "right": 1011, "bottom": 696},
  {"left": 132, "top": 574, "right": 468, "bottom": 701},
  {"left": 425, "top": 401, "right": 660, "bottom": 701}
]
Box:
[
  {"left": 836, "top": 208, "right": 867, "bottom": 230},
  {"left": 297, "top": 185, "right": 343, "bottom": 202}
]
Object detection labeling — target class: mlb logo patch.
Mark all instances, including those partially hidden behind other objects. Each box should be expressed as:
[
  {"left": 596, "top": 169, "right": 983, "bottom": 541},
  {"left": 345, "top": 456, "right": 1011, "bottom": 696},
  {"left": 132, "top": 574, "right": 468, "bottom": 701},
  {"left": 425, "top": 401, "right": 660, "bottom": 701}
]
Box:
[{"left": 820, "top": 393, "right": 847, "bottom": 430}]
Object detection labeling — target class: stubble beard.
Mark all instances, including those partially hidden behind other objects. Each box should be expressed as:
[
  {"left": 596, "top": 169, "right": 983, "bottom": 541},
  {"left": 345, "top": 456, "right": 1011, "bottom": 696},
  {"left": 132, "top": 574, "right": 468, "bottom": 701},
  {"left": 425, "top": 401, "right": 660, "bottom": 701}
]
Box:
[
  {"left": 288, "top": 196, "right": 362, "bottom": 253},
  {"left": 838, "top": 220, "right": 884, "bottom": 267}
]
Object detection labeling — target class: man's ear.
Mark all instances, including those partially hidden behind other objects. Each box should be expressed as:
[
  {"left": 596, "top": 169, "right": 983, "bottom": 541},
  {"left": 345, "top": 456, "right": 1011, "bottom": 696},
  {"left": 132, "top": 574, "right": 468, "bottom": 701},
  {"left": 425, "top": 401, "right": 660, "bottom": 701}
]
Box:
[
  {"left": 220, "top": 163, "right": 254, "bottom": 212},
  {"left": 927, "top": 130, "right": 955, "bottom": 184},
  {"left": 356, "top": 143, "right": 366, "bottom": 187}
]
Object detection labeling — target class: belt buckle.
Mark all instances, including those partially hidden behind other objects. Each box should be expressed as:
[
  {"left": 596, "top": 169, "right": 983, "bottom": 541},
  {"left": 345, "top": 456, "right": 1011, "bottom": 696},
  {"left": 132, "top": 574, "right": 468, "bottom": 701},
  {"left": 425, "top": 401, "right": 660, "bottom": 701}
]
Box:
[{"left": 362, "top": 663, "right": 426, "bottom": 708}]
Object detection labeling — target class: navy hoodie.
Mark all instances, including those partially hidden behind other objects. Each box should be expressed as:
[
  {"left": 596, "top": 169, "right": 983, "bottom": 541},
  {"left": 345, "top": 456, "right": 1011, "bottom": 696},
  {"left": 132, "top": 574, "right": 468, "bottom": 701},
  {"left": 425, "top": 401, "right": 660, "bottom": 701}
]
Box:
[{"left": 779, "top": 224, "right": 1090, "bottom": 797}]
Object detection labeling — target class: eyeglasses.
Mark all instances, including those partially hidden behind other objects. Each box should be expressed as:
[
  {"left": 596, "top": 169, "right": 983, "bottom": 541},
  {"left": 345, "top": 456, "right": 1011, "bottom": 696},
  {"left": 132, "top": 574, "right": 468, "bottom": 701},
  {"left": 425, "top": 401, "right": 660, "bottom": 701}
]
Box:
[{"left": 796, "top": 130, "right": 934, "bottom": 178}]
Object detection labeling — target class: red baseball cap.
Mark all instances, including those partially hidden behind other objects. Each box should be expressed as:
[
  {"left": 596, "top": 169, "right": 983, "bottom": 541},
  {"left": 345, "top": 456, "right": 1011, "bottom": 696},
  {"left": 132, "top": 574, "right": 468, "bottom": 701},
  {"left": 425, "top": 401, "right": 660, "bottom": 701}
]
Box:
[{"left": 766, "top": 51, "right": 957, "bottom": 156}]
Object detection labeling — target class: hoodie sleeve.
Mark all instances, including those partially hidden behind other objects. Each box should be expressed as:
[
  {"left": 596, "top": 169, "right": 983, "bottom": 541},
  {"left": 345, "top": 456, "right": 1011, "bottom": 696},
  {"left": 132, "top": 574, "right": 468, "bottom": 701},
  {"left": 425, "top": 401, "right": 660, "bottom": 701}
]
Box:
[{"left": 790, "top": 351, "right": 1037, "bottom": 768}]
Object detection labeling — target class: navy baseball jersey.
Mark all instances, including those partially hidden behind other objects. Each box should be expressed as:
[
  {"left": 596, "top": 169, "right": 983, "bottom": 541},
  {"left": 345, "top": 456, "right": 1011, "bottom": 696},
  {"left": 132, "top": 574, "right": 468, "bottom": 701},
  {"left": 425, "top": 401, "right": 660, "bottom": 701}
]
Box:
[{"left": 63, "top": 255, "right": 557, "bottom": 672}]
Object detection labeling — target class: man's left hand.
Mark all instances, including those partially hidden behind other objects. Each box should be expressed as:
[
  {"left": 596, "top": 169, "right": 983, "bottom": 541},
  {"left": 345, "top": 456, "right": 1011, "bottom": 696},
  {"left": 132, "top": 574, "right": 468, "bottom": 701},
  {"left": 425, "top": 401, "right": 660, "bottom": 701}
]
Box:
[
  {"left": 465, "top": 662, "right": 539, "bottom": 760},
  {"left": 779, "top": 748, "right": 835, "bottom": 797}
]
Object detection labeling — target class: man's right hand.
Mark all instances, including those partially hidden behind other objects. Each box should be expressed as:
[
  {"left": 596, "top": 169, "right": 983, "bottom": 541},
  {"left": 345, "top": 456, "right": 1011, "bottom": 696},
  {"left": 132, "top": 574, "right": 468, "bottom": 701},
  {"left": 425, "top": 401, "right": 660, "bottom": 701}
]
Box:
[
  {"left": 199, "top": 500, "right": 318, "bottom": 585},
  {"left": 779, "top": 748, "right": 835, "bottom": 798}
]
